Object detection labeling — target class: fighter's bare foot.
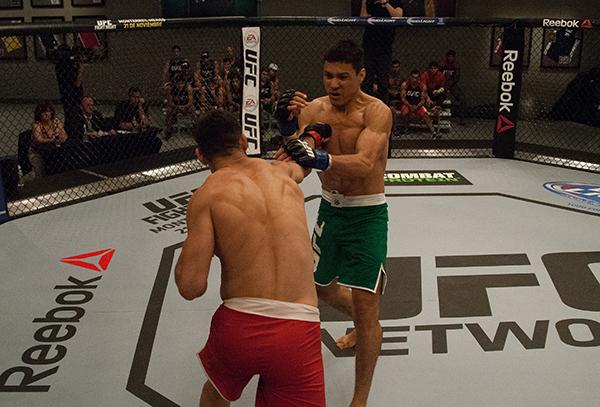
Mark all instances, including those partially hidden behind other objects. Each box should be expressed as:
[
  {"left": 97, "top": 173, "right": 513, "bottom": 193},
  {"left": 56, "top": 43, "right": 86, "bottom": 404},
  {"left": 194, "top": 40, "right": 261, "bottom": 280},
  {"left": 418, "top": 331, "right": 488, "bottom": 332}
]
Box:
[{"left": 336, "top": 329, "right": 357, "bottom": 349}]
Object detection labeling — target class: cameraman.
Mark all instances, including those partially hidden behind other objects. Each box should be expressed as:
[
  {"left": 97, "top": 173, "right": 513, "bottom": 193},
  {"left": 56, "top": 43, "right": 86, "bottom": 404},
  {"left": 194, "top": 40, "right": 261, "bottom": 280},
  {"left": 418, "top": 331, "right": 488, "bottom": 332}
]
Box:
[{"left": 360, "top": 0, "right": 403, "bottom": 104}]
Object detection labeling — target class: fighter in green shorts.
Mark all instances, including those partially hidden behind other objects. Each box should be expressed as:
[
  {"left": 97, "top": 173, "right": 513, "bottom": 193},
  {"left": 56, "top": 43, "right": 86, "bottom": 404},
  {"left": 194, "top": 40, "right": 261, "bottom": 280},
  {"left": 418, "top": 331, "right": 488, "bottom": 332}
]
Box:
[
  {"left": 274, "top": 40, "right": 393, "bottom": 406},
  {"left": 313, "top": 191, "right": 388, "bottom": 294}
]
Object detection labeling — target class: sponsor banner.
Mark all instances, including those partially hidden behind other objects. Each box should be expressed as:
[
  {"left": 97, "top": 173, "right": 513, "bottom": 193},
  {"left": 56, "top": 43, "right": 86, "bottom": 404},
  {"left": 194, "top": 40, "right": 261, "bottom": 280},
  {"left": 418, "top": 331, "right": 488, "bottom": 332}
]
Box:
[
  {"left": 138, "top": 189, "right": 195, "bottom": 236},
  {"left": 542, "top": 18, "right": 593, "bottom": 28},
  {"left": 0, "top": 249, "right": 114, "bottom": 392},
  {"left": 0, "top": 167, "right": 8, "bottom": 224},
  {"left": 94, "top": 19, "right": 165, "bottom": 31},
  {"left": 384, "top": 170, "right": 471, "bottom": 185},
  {"left": 493, "top": 27, "right": 524, "bottom": 158},
  {"left": 325, "top": 16, "right": 444, "bottom": 26},
  {"left": 544, "top": 181, "right": 600, "bottom": 213},
  {"left": 241, "top": 26, "right": 261, "bottom": 156}
]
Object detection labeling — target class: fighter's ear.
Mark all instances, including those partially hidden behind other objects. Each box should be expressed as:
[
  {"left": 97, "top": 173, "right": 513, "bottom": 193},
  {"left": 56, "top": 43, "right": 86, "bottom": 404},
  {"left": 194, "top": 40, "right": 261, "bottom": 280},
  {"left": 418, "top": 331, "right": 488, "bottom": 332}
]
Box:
[
  {"left": 358, "top": 67, "right": 366, "bottom": 84},
  {"left": 195, "top": 147, "right": 207, "bottom": 164},
  {"left": 240, "top": 133, "right": 249, "bottom": 152}
]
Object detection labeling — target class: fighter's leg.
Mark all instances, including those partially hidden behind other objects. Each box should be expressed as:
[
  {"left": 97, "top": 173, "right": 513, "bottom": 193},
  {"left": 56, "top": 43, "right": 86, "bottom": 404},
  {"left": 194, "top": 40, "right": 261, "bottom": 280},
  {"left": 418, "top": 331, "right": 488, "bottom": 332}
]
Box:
[
  {"left": 350, "top": 287, "right": 382, "bottom": 407},
  {"left": 316, "top": 282, "right": 355, "bottom": 348},
  {"left": 200, "top": 380, "right": 230, "bottom": 407}
]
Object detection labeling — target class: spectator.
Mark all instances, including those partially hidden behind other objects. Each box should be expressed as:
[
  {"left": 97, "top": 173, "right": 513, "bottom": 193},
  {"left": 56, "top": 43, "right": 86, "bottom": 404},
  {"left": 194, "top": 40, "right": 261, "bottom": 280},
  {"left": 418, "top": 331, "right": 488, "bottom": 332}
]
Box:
[
  {"left": 440, "top": 49, "right": 465, "bottom": 124},
  {"left": 163, "top": 45, "right": 192, "bottom": 92},
  {"left": 420, "top": 60, "right": 446, "bottom": 112},
  {"left": 165, "top": 76, "right": 194, "bottom": 138},
  {"left": 260, "top": 68, "right": 276, "bottom": 113},
  {"left": 400, "top": 0, "right": 425, "bottom": 16},
  {"left": 29, "top": 101, "right": 68, "bottom": 177},
  {"left": 267, "top": 62, "right": 281, "bottom": 101},
  {"left": 54, "top": 45, "right": 84, "bottom": 130},
  {"left": 199, "top": 77, "right": 225, "bottom": 113},
  {"left": 67, "top": 96, "right": 116, "bottom": 142},
  {"left": 400, "top": 69, "right": 437, "bottom": 138},
  {"left": 224, "top": 45, "right": 240, "bottom": 71},
  {"left": 360, "top": 0, "right": 403, "bottom": 104},
  {"left": 114, "top": 86, "right": 152, "bottom": 132},
  {"left": 224, "top": 71, "right": 242, "bottom": 113},
  {"left": 388, "top": 59, "right": 404, "bottom": 111}
]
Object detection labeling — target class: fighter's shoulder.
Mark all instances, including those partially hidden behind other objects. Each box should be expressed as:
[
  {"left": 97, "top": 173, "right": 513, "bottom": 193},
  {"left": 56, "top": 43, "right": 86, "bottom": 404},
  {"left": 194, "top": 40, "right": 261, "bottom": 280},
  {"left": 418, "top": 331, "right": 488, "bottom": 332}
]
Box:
[{"left": 364, "top": 94, "right": 391, "bottom": 115}]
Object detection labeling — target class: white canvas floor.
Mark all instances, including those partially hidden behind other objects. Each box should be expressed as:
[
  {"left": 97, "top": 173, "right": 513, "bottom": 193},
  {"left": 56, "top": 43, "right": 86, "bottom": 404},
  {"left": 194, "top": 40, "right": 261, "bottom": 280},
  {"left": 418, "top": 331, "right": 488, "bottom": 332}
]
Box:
[{"left": 1, "top": 158, "right": 599, "bottom": 407}]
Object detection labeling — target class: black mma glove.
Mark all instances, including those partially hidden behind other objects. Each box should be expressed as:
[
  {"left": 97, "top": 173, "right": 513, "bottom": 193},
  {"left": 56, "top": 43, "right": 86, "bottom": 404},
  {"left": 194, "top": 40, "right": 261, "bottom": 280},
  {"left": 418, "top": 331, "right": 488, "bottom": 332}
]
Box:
[
  {"left": 300, "top": 122, "right": 332, "bottom": 149},
  {"left": 274, "top": 89, "right": 299, "bottom": 137},
  {"left": 284, "top": 139, "right": 331, "bottom": 171}
]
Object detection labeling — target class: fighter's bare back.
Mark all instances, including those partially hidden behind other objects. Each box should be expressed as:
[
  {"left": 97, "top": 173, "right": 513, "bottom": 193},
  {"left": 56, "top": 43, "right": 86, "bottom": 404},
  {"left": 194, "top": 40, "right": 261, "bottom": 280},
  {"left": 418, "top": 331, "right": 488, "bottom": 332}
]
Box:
[{"left": 189, "top": 158, "right": 317, "bottom": 307}]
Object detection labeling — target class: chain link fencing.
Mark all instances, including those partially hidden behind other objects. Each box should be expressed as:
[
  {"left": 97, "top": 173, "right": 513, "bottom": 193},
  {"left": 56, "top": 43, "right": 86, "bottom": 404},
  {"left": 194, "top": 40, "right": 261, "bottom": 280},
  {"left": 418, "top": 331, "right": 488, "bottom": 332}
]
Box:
[{"left": 0, "top": 18, "right": 598, "bottom": 218}]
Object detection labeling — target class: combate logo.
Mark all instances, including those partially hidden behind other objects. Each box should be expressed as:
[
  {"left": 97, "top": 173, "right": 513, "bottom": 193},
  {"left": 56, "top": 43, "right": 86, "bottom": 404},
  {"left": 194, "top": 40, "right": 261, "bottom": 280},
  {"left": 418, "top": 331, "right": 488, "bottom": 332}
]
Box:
[{"left": 384, "top": 170, "right": 472, "bottom": 186}]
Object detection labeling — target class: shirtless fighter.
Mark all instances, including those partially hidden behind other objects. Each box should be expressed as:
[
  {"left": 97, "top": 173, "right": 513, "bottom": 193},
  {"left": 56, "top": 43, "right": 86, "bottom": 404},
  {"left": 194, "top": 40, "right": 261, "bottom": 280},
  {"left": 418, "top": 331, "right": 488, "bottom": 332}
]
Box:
[
  {"left": 175, "top": 110, "right": 325, "bottom": 407},
  {"left": 275, "top": 40, "right": 392, "bottom": 407}
]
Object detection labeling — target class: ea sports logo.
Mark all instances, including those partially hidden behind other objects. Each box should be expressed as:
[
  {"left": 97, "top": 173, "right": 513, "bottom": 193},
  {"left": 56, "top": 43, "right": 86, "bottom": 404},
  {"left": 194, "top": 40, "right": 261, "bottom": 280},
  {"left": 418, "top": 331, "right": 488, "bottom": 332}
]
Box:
[
  {"left": 244, "top": 97, "right": 257, "bottom": 112},
  {"left": 244, "top": 33, "right": 258, "bottom": 48}
]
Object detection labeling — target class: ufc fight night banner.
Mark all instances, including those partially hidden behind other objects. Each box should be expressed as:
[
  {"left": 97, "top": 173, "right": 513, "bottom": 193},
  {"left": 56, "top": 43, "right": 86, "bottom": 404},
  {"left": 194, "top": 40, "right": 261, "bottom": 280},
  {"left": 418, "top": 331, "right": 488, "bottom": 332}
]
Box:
[
  {"left": 242, "top": 26, "right": 261, "bottom": 156},
  {"left": 493, "top": 26, "right": 525, "bottom": 158}
]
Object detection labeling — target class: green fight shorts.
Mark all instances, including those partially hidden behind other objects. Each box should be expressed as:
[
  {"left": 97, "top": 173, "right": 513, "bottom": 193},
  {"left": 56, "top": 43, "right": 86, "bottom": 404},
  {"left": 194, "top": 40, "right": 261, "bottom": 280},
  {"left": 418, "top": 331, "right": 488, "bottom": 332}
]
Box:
[{"left": 312, "top": 192, "right": 388, "bottom": 294}]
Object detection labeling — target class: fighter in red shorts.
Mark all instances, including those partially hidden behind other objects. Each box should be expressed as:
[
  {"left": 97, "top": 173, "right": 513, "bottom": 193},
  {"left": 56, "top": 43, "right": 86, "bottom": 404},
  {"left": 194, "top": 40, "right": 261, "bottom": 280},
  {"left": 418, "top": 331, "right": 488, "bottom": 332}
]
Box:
[
  {"left": 175, "top": 110, "right": 325, "bottom": 407},
  {"left": 400, "top": 69, "right": 437, "bottom": 138}
]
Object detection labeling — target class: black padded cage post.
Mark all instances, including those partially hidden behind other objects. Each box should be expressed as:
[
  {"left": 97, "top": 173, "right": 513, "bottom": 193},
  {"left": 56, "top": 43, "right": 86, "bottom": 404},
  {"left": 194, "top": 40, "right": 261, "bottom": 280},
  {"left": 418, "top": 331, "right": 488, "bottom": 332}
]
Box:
[{"left": 0, "top": 17, "right": 598, "bottom": 220}]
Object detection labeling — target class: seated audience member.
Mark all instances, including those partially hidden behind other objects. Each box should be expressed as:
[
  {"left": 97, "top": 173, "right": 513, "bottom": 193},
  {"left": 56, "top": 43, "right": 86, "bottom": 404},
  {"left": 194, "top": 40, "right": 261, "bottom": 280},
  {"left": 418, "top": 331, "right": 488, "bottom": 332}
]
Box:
[
  {"left": 400, "top": 69, "right": 438, "bottom": 138},
  {"left": 388, "top": 59, "right": 404, "bottom": 111},
  {"left": 223, "top": 45, "right": 240, "bottom": 71},
  {"left": 67, "top": 96, "right": 116, "bottom": 141},
  {"left": 114, "top": 86, "right": 152, "bottom": 132},
  {"left": 202, "top": 77, "right": 225, "bottom": 112},
  {"left": 165, "top": 76, "right": 195, "bottom": 138},
  {"left": 440, "top": 49, "right": 465, "bottom": 124},
  {"left": 29, "top": 101, "right": 68, "bottom": 177},
  {"left": 267, "top": 62, "right": 281, "bottom": 102},
  {"left": 162, "top": 45, "right": 192, "bottom": 100},
  {"left": 224, "top": 71, "right": 242, "bottom": 113},
  {"left": 420, "top": 60, "right": 446, "bottom": 112},
  {"left": 260, "top": 68, "right": 276, "bottom": 113}
]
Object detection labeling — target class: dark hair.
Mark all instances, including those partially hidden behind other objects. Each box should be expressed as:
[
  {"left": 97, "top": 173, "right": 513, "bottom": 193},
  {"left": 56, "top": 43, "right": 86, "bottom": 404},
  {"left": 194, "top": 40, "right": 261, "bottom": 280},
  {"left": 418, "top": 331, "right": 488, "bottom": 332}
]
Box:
[
  {"left": 324, "top": 40, "right": 364, "bottom": 73},
  {"left": 193, "top": 110, "right": 242, "bottom": 161},
  {"left": 429, "top": 61, "right": 439, "bottom": 68},
  {"left": 392, "top": 59, "right": 401, "bottom": 65},
  {"left": 446, "top": 49, "right": 456, "bottom": 57},
  {"left": 34, "top": 101, "right": 55, "bottom": 122},
  {"left": 172, "top": 45, "right": 181, "bottom": 52},
  {"left": 128, "top": 86, "right": 141, "bottom": 95},
  {"left": 410, "top": 69, "right": 420, "bottom": 76}
]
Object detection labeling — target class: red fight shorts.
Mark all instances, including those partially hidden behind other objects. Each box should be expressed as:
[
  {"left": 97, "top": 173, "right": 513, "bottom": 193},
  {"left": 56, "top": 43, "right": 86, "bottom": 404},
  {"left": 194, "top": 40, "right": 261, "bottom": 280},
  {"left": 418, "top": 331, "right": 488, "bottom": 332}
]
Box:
[
  {"left": 401, "top": 104, "right": 428, "bottom": 118},
  {"left": 199, "top": 298, "right": 325, "bottom": 406}
]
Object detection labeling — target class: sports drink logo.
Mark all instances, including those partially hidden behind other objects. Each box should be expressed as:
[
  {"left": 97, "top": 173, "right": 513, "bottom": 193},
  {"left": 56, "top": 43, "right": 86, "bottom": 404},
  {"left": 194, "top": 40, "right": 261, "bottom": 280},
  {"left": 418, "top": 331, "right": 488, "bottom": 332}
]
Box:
[
  {"left": 543, "top": 19, "right": 580, "bottom": 28},
  {"left": 499, "top": 50, "right": 518, "bottom": 114},
  {"left": 544, "top": 182, "right": 600, "bottom": 206}
]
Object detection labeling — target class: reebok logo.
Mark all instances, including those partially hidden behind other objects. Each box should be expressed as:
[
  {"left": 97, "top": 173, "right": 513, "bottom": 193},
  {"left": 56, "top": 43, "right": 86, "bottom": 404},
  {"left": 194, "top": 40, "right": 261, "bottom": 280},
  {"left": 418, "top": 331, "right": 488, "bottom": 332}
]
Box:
[
  {"left": 60, "top": 249, "right": 115, "bottom": 272},
  {"left": 499, "top": 50, "right": 518, "bottom": 114},
  {"left": 543, "top": 19, "right": 580, "bottom": 28},
  {"left": 497, "top": 115, "right": 515, "bottom": 133},
  {"left": 0, "top": 250, "right": 113, "bottom": 392}
]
